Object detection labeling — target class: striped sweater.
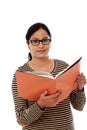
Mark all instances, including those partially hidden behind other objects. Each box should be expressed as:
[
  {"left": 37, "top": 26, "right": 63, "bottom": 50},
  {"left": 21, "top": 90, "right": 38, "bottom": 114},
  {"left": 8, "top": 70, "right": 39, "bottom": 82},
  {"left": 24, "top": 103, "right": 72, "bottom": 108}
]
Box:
[{"left": 12, "top": 59, "right": 86, "bottom": 130}]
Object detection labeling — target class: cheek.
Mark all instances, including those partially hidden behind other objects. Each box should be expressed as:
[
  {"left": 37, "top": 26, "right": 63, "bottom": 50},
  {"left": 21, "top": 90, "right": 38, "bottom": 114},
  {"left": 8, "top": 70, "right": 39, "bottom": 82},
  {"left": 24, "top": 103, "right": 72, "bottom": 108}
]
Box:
[
  {"left": 47, "top": 44, "right": 51, "bottom": 50},
  {"left": 49, "top": 44, "right": 51, "bottom": 49}
]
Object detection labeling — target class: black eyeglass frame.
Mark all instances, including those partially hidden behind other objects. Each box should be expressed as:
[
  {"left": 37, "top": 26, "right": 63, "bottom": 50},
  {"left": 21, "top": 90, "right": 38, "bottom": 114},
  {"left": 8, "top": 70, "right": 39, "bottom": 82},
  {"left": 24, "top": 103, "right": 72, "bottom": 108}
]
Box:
[{"left": 28, "top": 38, "right": 51, "bottom": 46}]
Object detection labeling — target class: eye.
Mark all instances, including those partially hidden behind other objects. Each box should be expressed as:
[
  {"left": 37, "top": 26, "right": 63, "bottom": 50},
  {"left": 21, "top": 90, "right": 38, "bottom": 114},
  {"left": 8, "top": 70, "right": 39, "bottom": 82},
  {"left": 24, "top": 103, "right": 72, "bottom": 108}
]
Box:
[
  {"left": 31, "top": 40, "right": 39, "bottom": 43},
  {"left": 42, "top": 39, "right": 49, "bottom": 43},
  {"left": 42, "top": 39, "right": 51, "bottom": 43}
]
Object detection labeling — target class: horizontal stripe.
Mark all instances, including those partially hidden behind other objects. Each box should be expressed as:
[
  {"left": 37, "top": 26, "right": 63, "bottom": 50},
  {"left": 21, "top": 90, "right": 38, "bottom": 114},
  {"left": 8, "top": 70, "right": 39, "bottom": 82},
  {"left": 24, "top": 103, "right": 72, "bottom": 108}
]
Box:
[{"left": 11, "top": 59, "right": 86, "bottom": 130}]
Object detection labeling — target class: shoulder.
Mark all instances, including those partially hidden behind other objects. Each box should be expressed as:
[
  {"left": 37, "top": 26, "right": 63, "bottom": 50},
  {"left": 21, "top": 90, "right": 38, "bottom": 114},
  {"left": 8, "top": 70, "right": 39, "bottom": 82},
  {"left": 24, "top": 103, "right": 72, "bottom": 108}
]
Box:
[
  {"left": 54, "top": 59, "right": 69, "bottom": 67},
  {"left": 16, "top": 62, "right": 31, "bottom": 72},
  {"left": 54, "top": 59, "right": 69, "bottom": 71},
  {"left": 51, "top": 59, "right": 69, "bottom": 76}
]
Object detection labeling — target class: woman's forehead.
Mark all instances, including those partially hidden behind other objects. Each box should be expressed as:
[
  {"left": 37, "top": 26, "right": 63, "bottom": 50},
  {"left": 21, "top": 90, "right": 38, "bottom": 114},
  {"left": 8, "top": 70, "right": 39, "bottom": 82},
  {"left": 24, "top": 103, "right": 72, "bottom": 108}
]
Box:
[{"left": 30, "top": 28, "right": 49, "bottom": 39}]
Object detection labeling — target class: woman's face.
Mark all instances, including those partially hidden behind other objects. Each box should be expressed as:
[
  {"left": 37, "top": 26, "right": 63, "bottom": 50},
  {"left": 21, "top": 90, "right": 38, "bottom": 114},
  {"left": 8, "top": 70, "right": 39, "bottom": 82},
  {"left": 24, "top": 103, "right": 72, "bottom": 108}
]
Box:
[{"left": 27, "top": 28, "right": 51, "bottom": 59}]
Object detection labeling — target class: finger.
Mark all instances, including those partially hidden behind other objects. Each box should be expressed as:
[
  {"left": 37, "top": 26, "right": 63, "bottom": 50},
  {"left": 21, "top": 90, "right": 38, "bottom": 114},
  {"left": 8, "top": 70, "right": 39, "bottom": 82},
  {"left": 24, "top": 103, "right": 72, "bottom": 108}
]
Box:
[
  {"left": 41, "top": 90, "right": 48, "bottom": 96},
  {"left": 56, "top": 91, "right": 62, "bottom": 98},
  {"left": 50, "top": 90, "right": 62, "bottom": 99}
]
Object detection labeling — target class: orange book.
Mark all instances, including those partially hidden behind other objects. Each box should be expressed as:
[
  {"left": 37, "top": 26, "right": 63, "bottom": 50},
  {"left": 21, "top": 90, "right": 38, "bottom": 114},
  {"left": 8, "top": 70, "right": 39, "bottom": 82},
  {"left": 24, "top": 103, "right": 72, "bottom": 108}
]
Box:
[{"left": 16, "top": 57, "right": 82, "bottom": 102}]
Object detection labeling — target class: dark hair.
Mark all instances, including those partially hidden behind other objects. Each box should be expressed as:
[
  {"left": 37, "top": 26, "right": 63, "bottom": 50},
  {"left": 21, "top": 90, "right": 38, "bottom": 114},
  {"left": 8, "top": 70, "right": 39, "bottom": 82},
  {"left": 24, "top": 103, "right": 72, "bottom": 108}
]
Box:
[
  {"left": 28, "top": 52, "right": 32, "bottom": 61},
  {"left": 26, "top": 22, "right": 52, "bottom": 61},
  {"left": 26, "top": 22, "right": 52, "bottom": 42}
]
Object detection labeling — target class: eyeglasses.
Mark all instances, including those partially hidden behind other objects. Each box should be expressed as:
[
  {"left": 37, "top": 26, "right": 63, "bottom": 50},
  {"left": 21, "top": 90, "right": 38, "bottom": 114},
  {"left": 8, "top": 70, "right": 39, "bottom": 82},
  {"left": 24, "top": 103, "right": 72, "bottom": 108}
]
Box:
[{"left": 28, "top": 38, "right": 51, "bottom": 46}]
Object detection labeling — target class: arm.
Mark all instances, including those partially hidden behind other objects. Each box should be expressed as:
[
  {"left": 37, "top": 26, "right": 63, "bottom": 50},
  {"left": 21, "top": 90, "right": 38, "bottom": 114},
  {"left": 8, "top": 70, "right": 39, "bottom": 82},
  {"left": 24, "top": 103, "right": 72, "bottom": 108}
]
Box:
[
  {"left": 70, "top": 88, "right": 86, "bottom": 111},
  {"left": 12, "top": 73, "right": 44, "bottom": 126},
  {"left": 70, "top": 73, "right": 86, "bottom": 111}
]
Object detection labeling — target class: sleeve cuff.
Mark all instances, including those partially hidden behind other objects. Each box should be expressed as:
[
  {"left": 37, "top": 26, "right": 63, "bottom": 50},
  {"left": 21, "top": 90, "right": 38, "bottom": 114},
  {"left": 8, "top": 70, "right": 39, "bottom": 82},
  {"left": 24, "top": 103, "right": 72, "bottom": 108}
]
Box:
[{"left": 77, "top": 87, "right": 84, "bottom": 92}]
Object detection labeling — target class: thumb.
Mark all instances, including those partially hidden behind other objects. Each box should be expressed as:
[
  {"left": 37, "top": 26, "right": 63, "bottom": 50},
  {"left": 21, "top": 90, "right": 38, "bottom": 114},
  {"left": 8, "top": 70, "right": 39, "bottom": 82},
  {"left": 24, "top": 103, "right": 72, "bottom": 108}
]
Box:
[{"left": 41, "top": 90, "right": 48, "bottom": 96}]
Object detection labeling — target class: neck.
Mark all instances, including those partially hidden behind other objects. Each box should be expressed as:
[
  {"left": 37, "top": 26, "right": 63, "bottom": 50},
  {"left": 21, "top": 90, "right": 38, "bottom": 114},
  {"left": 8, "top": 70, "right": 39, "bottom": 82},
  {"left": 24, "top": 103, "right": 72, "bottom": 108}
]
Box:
[
  {"left": 30, "top": 57, "right": 51, "bottom": 66},
  {"left": 28, "top": 56, "right": 54, "bottom": 73}
]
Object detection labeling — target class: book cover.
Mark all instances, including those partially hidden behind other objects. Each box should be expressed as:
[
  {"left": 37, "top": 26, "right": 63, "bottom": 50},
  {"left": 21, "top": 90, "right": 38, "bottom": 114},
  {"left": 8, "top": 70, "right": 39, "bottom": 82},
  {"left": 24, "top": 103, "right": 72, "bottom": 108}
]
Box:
[{"left": 16, "top": 57, "right": 82, "bottom": 102}]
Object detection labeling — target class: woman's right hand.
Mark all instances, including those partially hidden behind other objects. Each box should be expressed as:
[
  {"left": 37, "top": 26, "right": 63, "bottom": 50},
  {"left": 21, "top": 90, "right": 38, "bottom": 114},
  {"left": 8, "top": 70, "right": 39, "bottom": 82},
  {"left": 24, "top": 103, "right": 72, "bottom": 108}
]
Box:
[{"left": 37, "top": 90, "right": 62, "bottom": 109}]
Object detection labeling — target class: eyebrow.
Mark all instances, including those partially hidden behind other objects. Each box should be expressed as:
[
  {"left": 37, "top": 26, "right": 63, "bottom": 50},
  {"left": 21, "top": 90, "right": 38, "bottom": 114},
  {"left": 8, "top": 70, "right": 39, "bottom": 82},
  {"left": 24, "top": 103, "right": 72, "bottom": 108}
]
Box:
[{"left": 30, "top": 36, "right": 50, "bottom": 40}]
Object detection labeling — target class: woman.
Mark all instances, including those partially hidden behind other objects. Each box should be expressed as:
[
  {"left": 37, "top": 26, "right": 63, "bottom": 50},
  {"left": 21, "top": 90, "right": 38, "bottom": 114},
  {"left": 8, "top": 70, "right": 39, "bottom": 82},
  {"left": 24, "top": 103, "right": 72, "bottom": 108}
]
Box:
[{"left": 12, "top": 22, "right": 86, "bottom": 130}]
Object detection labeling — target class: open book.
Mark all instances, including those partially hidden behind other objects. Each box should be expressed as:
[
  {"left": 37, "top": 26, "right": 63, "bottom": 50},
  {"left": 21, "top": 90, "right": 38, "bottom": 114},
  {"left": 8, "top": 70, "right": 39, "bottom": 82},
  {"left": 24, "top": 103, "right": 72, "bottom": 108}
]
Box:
[{"left": 16, "top": 57, "right": 82, "bottom": 103}]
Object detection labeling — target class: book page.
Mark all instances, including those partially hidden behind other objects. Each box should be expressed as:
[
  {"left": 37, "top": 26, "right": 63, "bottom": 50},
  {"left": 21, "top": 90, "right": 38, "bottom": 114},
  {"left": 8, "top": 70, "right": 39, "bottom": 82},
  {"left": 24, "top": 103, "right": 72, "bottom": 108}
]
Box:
[{"left": 24, "top": 71, "right": 54, "bottom": 79}]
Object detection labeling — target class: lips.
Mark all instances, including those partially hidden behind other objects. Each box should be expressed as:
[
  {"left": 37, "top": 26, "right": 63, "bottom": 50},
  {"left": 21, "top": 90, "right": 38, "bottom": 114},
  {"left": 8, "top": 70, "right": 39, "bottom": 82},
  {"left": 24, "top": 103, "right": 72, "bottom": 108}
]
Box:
[{"left": 37, "top": 50, "right": 46, "bottom": 53}]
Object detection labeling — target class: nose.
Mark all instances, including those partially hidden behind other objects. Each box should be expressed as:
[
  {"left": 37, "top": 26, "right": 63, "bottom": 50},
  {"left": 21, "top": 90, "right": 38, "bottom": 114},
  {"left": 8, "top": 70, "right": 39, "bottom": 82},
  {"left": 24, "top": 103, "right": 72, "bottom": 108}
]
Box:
[{"left": 38, "top": 41, "right": 44, "bottom": 47}]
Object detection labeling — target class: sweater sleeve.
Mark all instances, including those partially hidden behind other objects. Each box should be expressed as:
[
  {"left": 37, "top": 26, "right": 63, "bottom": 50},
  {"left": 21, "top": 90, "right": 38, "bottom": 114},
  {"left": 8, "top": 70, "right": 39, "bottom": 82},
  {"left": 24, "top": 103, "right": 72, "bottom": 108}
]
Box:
[
  {"left": 70, "top": 88, "right": 86, "bottom": 111},
  {"left": 12, "top": 73, "right": 44, "bottom": 126}
]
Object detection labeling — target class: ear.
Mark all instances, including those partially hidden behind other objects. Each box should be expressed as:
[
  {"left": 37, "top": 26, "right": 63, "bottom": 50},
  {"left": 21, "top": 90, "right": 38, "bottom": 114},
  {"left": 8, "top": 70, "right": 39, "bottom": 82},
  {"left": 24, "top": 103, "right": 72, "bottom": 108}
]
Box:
[
  {"left": 26, "top": 41, "right": 29, "bottom": 46},
  {"left": 26, "top": 41, "right": 30, "bottom": 49}
]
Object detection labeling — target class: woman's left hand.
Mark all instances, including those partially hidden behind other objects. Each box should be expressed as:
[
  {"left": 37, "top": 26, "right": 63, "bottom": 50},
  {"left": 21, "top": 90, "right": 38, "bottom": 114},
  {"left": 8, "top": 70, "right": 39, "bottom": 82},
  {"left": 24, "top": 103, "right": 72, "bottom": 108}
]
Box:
[{"left": 76, "top": 73, "right": 87, "bottom": 91}]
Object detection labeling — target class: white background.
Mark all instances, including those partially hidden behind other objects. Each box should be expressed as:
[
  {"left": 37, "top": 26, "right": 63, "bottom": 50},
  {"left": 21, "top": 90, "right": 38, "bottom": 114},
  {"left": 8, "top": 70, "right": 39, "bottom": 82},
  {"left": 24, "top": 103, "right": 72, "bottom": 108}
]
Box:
[{"left": 0, "top": 0, "right": 87, "bottom": 130}]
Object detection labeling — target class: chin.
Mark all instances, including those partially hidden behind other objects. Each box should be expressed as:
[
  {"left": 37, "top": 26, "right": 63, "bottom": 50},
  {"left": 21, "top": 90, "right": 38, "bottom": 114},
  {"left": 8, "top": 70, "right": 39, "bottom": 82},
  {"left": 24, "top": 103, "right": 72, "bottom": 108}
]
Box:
[{"left": 36, "top": 55, "right": 48, "bottom": 59}]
